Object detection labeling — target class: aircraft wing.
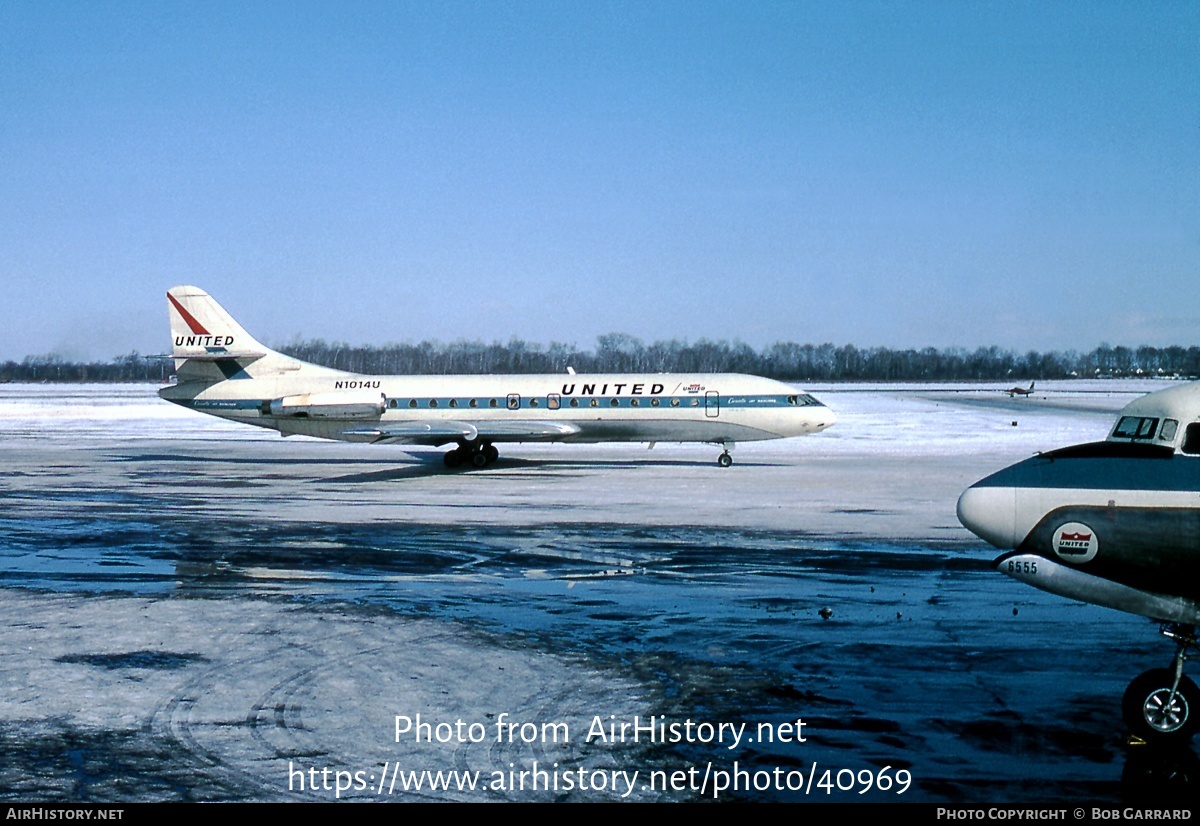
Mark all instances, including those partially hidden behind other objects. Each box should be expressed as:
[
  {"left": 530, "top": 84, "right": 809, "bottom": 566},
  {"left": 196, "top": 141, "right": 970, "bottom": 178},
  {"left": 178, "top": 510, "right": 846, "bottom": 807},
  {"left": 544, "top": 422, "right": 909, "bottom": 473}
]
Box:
[
  {"left": 473, "top": 421, "right": 581, "bottom": 439},
  {"left": 341, "top": 420, "right": 581, "bottom": 445}
]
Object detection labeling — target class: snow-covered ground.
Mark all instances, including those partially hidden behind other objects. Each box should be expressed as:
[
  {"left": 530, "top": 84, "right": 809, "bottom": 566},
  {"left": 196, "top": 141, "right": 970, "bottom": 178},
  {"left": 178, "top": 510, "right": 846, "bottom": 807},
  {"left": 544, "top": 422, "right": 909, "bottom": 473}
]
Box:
[{"left": 0, "top": 380, "right": 1192, "bottom": 803}]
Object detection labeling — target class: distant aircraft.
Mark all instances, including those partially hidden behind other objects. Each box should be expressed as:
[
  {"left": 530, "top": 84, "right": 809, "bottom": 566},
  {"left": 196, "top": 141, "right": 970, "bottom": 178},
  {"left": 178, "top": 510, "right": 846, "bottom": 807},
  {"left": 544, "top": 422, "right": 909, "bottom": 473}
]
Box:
[
  {"left": 1005, "top": 381, "right": 1035, "bottom": 398},
  {"left": 158, "top": 286, "right": 836, "bottom": 467},
  {"left": 958, "top": 381, "right": 1200, "bottom": 743}
]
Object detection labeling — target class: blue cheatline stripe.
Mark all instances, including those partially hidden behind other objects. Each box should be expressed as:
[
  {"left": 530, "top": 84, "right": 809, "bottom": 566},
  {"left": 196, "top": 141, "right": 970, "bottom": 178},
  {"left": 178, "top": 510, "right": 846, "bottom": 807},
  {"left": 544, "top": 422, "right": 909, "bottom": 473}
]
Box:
[
  {"left": 191, "top": 399, "right": 262, "bottom": 410},
  {"left": 188, "top": 393, "right": 822, "bottom": 412},
  {"left": 975, "top": 455, "right": 1200, "bottom": 493},
  {"left": 382, "top": 394, "right": 815, "bottom": 410}
]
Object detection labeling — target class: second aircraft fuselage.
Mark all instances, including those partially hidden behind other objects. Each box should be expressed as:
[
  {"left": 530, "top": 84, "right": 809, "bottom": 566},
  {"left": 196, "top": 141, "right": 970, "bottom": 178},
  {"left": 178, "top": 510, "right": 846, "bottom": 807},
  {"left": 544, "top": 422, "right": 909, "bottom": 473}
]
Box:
[{"left": 957, "top": 381, "right": 1200, "bottom": 622}]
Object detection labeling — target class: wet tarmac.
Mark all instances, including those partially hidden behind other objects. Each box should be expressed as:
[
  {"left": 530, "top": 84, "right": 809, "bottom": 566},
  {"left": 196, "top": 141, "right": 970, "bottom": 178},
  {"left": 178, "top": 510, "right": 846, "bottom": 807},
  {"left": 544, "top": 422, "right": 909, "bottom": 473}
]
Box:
[{"left": 1, "top": 382, "right": 1196, "bottom": 802}]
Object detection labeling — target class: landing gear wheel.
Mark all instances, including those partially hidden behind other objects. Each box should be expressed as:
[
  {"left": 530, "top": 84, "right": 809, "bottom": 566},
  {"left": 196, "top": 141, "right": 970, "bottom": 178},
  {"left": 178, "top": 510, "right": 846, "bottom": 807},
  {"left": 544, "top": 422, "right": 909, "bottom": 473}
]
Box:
[
  {"left": 443, "top": 449, "right": 463, "bottom": 469},
  {"left": 1122, "top": 668, "right": 1200, "bottom": 743},
  {"left": 717, "top": 452, "right": 733, "bottom": 468},
  {"left": 484, "top": 444, "right": 499, "bottom": 463},
  {"left": 471, "top": 451, "right": 488, "bottom": 469}
]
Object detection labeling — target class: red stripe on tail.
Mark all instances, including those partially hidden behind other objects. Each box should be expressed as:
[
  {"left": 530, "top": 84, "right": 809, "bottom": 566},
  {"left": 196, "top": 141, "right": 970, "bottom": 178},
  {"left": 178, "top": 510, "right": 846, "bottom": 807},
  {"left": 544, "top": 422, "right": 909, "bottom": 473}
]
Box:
[{"left": 168, "top": 293, "right": 210, "bottom": 335}]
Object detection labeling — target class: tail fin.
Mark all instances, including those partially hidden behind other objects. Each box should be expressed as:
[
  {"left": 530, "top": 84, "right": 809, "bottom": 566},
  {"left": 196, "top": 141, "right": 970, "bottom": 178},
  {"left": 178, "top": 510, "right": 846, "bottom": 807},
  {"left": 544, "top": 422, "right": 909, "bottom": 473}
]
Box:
[
  {"left": 167, "top": 286, "right": 268, "bottom": 362},
  {"left": 166, "top": 286, "right": 336, "bottom": 381}
]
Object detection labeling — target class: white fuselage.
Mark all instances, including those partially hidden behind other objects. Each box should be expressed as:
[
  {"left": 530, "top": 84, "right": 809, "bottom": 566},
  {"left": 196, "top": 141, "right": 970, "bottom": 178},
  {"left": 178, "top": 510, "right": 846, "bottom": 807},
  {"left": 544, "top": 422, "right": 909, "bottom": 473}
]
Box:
[
  {"left": 157, "top": 285, "right": 835, "bottom": 464},
  {"left": 160, "top": 369, "right": 835, "bottom": 446}
]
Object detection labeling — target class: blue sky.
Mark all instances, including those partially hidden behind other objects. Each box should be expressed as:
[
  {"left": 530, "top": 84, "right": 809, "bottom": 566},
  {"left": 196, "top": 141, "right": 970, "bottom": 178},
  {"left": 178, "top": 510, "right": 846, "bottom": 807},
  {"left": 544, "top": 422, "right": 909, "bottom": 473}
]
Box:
[{"left": 2, "top": 1, "right": 1197, "bottom": 362}]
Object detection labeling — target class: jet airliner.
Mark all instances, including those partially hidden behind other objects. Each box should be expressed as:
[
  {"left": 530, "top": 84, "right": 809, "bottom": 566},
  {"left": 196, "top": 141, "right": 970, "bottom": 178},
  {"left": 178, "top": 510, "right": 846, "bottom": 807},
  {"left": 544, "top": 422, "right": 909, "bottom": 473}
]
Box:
[
  {"left": 958, "top": 381, "right": 1200, "bottom": 743},
  {"left": 158, "top": 286, "right": 835, "bottom": 467}
]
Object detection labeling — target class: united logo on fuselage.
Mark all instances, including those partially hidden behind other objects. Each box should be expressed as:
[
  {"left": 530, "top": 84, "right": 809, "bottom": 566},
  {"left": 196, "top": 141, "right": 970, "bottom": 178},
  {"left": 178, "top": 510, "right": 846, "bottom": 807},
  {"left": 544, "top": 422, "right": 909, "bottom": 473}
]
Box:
[
  {"left": 561, "top": 383, "right": 664, "bottom": 396},
  {"left": 1051, "top": 522, "right": 1099, "bottom": 563}
]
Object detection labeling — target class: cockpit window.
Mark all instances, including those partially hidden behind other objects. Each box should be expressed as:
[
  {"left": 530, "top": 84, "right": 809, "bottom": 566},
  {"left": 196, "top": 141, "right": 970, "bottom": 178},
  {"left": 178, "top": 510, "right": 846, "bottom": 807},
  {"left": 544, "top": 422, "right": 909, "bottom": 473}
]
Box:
[
  {"left": 1183, "top": 423, "right": 1200, "bottom": 456},
  {"left": 786, "top": 394, "right": 823, "bottom": 407},
  {"left": 1160, "top": 419, "right": 1179, "bottom": 443},
  {"left": 1112, "top": 416, "right": 1159, "bottom": 440}
]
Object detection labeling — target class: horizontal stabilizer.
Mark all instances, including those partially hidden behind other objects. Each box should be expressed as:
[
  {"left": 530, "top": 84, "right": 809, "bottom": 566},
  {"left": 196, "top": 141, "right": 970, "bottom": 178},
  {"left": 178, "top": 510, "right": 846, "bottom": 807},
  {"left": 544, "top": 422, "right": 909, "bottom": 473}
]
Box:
[{"left": 173, "top": 350, "right": 268, "bottom": 363}]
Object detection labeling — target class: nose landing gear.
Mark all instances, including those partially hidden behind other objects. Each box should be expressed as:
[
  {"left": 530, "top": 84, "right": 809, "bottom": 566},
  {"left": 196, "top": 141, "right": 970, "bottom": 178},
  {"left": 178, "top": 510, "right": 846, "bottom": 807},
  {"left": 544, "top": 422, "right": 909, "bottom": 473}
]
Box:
[
  {"left": 1123, "top": 624, "right": 1200, "bottom": 744},
  {"left": 716, "top": 441, "right": 735, "bottom": 468}
]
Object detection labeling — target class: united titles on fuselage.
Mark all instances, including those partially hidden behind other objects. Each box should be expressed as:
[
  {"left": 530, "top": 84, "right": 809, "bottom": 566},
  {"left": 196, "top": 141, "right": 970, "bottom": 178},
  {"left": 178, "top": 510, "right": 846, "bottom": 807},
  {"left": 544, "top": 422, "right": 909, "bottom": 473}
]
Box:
[{"left": 560, "top": 383, "right": 665, "bottom": 396}]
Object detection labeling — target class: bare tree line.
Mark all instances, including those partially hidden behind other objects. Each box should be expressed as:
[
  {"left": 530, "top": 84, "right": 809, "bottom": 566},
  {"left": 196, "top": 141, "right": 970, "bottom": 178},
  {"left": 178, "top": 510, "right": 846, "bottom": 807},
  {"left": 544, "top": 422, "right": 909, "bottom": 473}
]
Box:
[{"left": 4, "top": 338, "right": 1199, "bottom": 383}]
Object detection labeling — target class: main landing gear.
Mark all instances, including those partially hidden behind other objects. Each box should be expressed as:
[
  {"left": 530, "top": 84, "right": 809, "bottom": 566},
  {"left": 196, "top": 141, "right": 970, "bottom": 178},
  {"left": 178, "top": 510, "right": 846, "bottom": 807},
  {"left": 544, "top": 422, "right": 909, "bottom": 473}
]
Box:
[
  {"left": 443, "top": 441, "right": 499, "bottom": 470},
  {"left": 1122, "top": 624, "right": 1200, "bottom": 744}
]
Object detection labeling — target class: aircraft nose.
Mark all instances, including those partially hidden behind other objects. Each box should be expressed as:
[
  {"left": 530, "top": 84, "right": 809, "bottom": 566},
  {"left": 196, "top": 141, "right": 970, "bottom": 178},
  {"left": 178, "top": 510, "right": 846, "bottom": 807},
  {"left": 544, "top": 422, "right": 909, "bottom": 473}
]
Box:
[
  {"left": 956, "top": 485, "right": 1019, "bottom": 549},
  {"left": 815, "top": 407, "right": 837, "bottom": 431}
]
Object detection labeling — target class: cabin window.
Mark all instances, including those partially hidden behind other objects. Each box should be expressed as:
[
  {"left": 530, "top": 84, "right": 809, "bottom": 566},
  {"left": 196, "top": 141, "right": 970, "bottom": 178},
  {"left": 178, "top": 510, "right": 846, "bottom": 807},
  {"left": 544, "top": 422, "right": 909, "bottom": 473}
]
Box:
[
  {"left": 548, "top": 394, "right": 560, "bottom": 410},
  {"left": 507, "top": 394, "right": 520, "bottom": 410},
  {"left": 569, "top": 398, "right": 580, "bottom": 408},
  {"left": 408, "top": 399, "right": 418, "bottom": 409},
  {"left": 690, "top": 398, "right": 700, "bottom": 407},
  {"left": 670, "top": 398, "right": 680, "bottom": 408},
  {"left": 448, "top": 399, "right": 458, "bottom": 408},
  {"left": 388, "top": 399, "right": 398, "bottom": 409},
  {"left": 429, "top": 399, "right": 438, "bottom": 408},
  {"left": 651, "top": 398, "right": 660, "bottom": 407},
  {"left": 1160, "top": 419, "right": 1179, "bottom": 443},
  {"left": 609, "top": 398, "right": 620, "bottom": 407},
  {"left": 1182, "top": 424, "right": 1200, "bottom": 456},
  {"left": 630, "top": 399, "right": 640, "bottom": 407},
  {"left": 529, "top": 398, "right": 540, "bottom": 408},
  {"left": 1113, "top": 416, "right": 1159, "bottom": 440},
  {"left": 469, "top": 399, "right": 478, "bottom": 409},
  {"left": 589, "top": 398, "right": 599, "bottom": 408},
  {"left": 489, "top": 398, "right": 498, "bottom": 408}
]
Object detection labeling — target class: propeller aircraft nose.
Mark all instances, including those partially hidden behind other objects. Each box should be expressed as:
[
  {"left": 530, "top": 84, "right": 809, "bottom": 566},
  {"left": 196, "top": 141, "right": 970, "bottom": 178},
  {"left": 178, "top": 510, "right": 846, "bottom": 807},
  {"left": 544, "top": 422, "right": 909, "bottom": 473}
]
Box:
[{"left": 956, "top": 484, "right": 1019, "bottom": 550}]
